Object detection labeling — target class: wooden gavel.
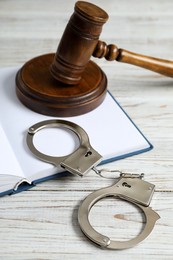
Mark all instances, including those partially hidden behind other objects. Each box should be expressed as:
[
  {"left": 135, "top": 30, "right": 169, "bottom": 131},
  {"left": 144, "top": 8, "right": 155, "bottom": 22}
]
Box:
[
  {"left": 16, "top": 1, "right": 173, "bottom": 117},
  {"left": 51, "top": 1, "right": 173, "bottom": 85}
]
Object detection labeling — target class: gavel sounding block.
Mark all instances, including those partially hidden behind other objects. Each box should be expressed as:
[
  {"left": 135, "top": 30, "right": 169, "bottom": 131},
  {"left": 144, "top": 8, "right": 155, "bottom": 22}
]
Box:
[{"left": 16, "top": 54, "right": 107, "bottom": 117}]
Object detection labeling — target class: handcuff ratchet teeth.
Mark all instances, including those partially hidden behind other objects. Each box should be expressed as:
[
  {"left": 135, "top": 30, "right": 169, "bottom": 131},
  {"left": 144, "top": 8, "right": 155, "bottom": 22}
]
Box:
[
  {"left": 27, "top": 119, "right": 102, "bottom": 177},
  {"left": 78, "top": 173, "right": 160, "bottom": 249}
]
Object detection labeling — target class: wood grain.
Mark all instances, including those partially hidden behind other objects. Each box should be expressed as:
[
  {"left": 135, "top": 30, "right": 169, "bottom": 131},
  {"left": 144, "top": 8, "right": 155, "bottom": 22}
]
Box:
[{"left": 0, "top": 0, "right": 173, "bottom": 259}]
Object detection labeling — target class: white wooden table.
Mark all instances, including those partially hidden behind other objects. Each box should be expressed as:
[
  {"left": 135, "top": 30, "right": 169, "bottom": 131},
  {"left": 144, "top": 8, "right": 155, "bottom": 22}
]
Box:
[{"left": 0, "top": 0, "right": 173, "bottom": 259}]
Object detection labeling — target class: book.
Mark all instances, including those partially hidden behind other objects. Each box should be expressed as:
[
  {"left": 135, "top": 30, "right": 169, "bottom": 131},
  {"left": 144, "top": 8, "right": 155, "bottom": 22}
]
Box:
[{"left": 0, "top": 67, "right": 152, "bottom": 196}]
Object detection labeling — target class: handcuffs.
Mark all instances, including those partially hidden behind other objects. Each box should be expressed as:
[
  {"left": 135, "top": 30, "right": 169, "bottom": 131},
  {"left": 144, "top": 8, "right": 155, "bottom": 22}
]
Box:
[{"left": 27, "top": 119, "right": 160, "bottom": 250}]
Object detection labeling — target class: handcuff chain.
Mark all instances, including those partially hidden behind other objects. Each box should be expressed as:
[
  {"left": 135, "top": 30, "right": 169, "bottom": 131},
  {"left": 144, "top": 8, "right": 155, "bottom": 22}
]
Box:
[{"left": 92, "top": 166, "right": 144, "bottom": 180}]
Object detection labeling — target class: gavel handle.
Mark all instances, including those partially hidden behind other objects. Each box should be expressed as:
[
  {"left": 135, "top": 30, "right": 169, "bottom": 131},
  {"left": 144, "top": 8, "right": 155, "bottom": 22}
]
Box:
[{"left": 93, "top": 40, "right": 173, "bottom": 78}]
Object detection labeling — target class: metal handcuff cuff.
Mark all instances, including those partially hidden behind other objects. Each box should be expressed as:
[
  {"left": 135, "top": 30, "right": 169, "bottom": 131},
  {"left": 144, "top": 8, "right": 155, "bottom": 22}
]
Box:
[{"left": 27, "top": 119, "right": 160, "bottom": 250}]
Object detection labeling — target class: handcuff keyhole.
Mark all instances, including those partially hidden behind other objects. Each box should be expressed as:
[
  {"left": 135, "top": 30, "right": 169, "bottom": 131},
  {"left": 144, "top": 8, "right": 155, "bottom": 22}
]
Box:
[
  {"left": 122, "top": 182, "right": 131, "bottom": 188},
  {"left": 85, "top": 151, "right": 92, "bottom": 157}
]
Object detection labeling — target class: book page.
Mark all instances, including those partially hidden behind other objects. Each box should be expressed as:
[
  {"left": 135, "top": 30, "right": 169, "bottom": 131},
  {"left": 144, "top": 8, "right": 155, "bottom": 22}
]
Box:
[
  {"left": 0, "top": 124, "right": 24, "bottom": 178},
  {"left": 0, "top": 67, "right": 151, "bottom": 185}
]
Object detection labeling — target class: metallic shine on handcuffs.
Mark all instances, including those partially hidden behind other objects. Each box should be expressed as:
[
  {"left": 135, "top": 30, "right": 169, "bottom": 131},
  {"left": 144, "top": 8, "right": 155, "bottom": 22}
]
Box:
[{"left": 27, "top": 119, "right": 160, "bottom": 250}]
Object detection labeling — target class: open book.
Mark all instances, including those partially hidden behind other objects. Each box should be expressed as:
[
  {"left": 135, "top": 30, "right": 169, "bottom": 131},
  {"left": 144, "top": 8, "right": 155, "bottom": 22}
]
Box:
[{"left": 0, "top": 67, "right": 152, "bottom": 196}]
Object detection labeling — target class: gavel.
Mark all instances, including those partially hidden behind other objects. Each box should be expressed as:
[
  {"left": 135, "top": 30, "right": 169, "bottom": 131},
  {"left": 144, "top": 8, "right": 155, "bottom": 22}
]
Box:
[{"left": 16, "top": 1, "right": 173, "bottom": 117}]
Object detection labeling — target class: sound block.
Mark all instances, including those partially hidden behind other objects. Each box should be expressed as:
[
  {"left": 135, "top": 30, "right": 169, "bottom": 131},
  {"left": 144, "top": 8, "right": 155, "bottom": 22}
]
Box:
[{"left": 16, "top": 53, "right": 107, "bottom": 117}]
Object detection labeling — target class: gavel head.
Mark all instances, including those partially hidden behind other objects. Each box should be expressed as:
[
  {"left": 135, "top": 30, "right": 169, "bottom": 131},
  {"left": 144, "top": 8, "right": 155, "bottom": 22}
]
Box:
[{"left": 50, "top": 1, "right": 108, "bottom": 85}]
